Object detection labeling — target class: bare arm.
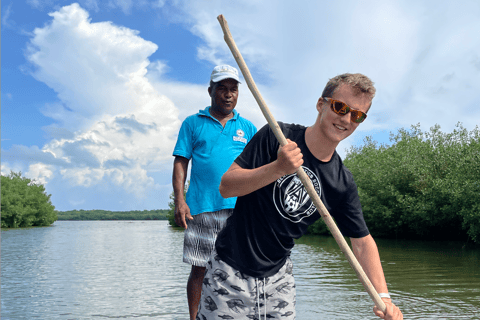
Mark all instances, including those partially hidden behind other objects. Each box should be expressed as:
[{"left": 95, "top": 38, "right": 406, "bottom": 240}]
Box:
[
  {"left": 172, "top": 156, "right": 193, "bottom": 229},
  {"left": 351, "top": 235, "right": 403, "bottom": 319},
  {"left": 220, "top": 140, "right": 303, "bottom": 198}
]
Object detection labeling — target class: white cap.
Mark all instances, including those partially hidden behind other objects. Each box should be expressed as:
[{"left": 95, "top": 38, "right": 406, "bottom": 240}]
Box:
[{"left": 210, "top": 65, "right": 241, "bottom": 83}]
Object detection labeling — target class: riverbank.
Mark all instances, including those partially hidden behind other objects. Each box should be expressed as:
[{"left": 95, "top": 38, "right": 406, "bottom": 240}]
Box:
[{"left": 56, "top": 209, "right": 169, "bottom": 220}]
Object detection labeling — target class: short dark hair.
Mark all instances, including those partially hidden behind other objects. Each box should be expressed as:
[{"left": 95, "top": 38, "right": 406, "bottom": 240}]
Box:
[{"left": 321, "top": 73, "right": 376, "bottom": 101}]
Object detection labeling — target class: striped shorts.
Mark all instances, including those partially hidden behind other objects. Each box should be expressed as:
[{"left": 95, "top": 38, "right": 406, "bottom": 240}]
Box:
[
  {"left": 183, "top": 209, "right": 233, "bottom": 267},
  {"left": 197, "top": 249, "right": 296, "bottom": 319}
]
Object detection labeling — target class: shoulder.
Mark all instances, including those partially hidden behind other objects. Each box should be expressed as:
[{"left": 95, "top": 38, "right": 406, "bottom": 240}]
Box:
[
  {"left": 183, "top": 111, "right": 205, "bottom": 123},
  {"left": 334, "top": 153, "right": 357, "bottom": 187},
  {"left": 180, "top": 111, "right": 212, "bottom": 131},
  {"left": 279, "top": 122, "right": 307, "bottom": 139}
]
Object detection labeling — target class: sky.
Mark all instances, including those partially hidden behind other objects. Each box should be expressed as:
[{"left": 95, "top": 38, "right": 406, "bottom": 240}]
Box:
[{"left": 2, "top": 0, "right": 480, "bottom": 211}]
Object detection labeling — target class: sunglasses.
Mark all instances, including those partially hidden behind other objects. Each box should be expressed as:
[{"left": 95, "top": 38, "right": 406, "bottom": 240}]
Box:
[{"left": 324, "top": 97, "right": 367, "bottom": 123}]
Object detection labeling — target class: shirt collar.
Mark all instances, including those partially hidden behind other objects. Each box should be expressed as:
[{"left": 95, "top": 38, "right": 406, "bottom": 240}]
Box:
[{"left": 199, "top": 106, "right": 239, "bottom": 120}]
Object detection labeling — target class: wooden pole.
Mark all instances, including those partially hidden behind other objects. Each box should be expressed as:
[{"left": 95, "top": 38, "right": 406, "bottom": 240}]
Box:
[{"left": 216, "top": 14, "right": 386, "bottom": 313}]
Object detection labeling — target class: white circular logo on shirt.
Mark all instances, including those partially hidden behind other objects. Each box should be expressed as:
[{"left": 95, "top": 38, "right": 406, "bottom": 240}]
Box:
[
  {"left": 273, "top": 166, "right": 321, "bottom": 223},
  {"left": 236, "top": 129, "right": 245, "bottom": 137}
]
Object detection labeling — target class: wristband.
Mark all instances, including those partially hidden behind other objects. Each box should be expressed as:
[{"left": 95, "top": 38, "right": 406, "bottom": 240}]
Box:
[{"left": 378, "top": 293, "right": 391, "bottom": 299}]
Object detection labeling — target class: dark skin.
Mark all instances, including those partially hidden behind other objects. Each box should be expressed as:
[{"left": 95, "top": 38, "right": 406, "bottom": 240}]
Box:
[{"left": 172, "top": 78, "right": 239, "bottom": 320}]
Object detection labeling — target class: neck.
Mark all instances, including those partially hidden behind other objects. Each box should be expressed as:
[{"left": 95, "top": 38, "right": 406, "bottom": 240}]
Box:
[
  {"left": 305, "top": 126, "right": 338, "bottom": 162},
  {"left": 209, "top": 107, "right": 234, "bottom": 126}
]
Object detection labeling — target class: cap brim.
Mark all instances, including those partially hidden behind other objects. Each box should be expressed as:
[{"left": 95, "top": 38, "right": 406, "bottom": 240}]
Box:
[{"left": 211, "top": 74, "right": 241, "bottom": 83}]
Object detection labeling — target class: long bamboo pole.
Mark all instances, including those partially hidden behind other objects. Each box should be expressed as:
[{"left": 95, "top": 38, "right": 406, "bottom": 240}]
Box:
[{"left": 216, "top": 14, "right": 386, "bottom": 313}]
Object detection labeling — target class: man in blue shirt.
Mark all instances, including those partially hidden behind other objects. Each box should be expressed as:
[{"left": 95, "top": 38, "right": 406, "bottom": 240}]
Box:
[{"left": 172, "top": 65, "right": 257, "bottom": 320}]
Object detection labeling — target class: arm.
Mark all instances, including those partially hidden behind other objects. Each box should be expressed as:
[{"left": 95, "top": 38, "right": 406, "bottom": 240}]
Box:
[
  {"left": 351, "top": 235, "right": 403, "bottom": 320},
  {"left": 220, "top": 139, "right": 303, "bottom": 198},
  {"left": 172, "top": 156, "right": 193, "bottom": 229}
]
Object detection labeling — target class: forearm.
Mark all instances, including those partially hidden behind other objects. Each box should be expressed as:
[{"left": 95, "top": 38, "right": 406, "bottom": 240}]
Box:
[
  {"left": 220, "top": 161, "right": 285, "bottom": 198},
  {"left": 220, "top": 139, "right": 303, "bottom": 198},
  {"left": 172, "top": 157, "right": 189, "bottom": 205},
  {"left": 351, "top": 235, "right": 389, "bottom": 295}
]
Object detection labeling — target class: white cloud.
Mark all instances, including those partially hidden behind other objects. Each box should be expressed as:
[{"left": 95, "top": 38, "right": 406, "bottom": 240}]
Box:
[
  {"left": 21, "top": 3, "right": 182, "bottom": 199},
  {"left": 83, "top": 0, "right": 100, "bottom": 12},
  {"left": 27, "top": 3, "right": 160, "bottom": 130},
  {"left": 1, "top": 3, "right": 14, "bottom": 28},
  {"left": 6, "top": 0, "right": 480, "bottom": 210},
  {"left": 26, "top": 163, "right": 55, "bottom": 185},
  {"left": 1, "top": 162, "right": 23, "bottom": 177},
  {"left": 170, "top": 0, "right": 480, "bottom": 137}
]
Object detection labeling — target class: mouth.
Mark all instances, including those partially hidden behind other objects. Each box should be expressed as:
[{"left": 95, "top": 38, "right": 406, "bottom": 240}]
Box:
[{"left": 334, "top": 124, "right": 347, "bottom": 131}]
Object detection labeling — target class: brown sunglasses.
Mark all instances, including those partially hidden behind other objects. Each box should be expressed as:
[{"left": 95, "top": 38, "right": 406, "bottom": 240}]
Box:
[{"left": 324, "top": 97, "right": 367, "bottom": 123}]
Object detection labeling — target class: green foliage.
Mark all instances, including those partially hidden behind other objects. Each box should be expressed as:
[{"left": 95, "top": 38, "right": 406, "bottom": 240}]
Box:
[
  {"left": 342, "top": 123, "right": 480, "bottom": 243},
  {"left": 1, "top": 171, "right": 57, "bottom": 228},
  {"left": 167, "top": 180, "right": 189, "bottom": 228},
  {"left": 166, "top": 192, "right": 178, "bottom": 227},
  {"left": 307, "top": 217, "right": 330, "bottom": 236},
  {"left": 56, "top": 209, "right": 169, "bottom": 220}
]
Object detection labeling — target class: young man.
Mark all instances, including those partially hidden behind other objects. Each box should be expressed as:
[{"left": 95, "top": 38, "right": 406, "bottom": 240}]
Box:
[
  {"left": 196, "top": 73, "right": 403, "bottom": 319},
  {"left": 172, "top": 65, "right": 257, "bottom": 320}
]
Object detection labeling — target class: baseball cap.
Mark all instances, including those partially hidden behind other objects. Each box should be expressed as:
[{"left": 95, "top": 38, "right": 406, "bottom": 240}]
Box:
[{"left": 210, "top": 65, "right": 241, "bottom": 83}]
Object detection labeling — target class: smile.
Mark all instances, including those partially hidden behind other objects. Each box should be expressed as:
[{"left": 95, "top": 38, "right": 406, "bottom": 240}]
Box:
[{"left": 334, "top": 124, "right": 347, "bottom": 131}]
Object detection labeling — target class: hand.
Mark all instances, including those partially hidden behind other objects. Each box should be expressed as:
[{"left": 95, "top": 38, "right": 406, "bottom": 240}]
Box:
[
  {"left": 373, "top": 299, "right": 403, "bottom": 320},
  {"left": 174, "top": 201, "right": 193, "bottom": 229},
  {"left": 276, "top": 139, "right": 303, "bottom": 176}
]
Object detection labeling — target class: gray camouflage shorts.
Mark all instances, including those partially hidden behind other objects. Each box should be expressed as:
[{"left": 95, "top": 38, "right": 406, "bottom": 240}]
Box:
[{"left": 197, "top": 249, "right": 296, "bottom": 319}]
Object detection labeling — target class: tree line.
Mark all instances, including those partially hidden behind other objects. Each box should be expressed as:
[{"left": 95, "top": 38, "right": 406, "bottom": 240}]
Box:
[
  {"left": 57, "top": 209, "right": 169, "bottom": 220},
  {"left": 1, "top": 171, "right": 57, "bottom": 228},
  {"left": 307, "top": 123, "right": 480, "bottom": 244},
  {"left": 1, "top": 171, "right": 169, "bottom": 227}
]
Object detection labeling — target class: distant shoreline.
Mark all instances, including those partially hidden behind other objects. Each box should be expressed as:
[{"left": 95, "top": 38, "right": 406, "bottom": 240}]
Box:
[{"left": 56, "top": 209, "right": 170, "bottom": 221}]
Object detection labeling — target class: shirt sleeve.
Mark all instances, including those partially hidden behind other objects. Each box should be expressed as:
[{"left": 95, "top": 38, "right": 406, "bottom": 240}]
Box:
[
  {"left": 333, "top": 176, "right": 370, "bottom": 238},
  {"left": 172, "top": 118, "right": 194, "bottom": 159}
]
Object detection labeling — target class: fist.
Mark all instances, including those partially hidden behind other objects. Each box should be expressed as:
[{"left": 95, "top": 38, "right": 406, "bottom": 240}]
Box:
[{"left": 276, "top": 139, "right": 303, "bottom": 176}]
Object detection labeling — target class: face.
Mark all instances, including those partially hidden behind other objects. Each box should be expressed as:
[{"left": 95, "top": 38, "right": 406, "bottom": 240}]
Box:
[
  {"left": 316, "top": 84, "right": 371, "bottom": 144},
  {"left": 208, "top": 78, "right": 239, "bottom": 116}
]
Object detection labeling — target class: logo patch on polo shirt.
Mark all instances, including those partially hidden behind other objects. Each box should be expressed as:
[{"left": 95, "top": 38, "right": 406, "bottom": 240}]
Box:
[{"left": 233, "top": 129, "right": 247, "bottom": 143}]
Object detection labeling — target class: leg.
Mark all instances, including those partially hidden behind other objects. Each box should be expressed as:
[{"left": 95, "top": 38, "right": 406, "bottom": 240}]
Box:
[
  {"left": 187, "top": 265, "right": 206, "bottom": 320},
  {"left": 183, "top": 210, "right": 233, "bottom": 319}
]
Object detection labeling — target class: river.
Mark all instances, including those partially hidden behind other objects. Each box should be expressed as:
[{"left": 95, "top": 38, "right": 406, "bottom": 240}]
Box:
[{"left": 1, "top": 220, "right": 479, "bottom": 319}]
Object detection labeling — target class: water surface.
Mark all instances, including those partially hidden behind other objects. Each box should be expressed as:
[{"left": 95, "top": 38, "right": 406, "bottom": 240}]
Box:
[{"left": 2, "top": 221, "right": 479, "bottom": 319}]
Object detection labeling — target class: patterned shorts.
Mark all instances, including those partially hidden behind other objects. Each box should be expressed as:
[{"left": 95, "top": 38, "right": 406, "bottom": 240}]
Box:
[
  {"left": 183, "top": 209, "right": 233, "bottom": 267},
  {"left": 197, "top": 250, "right": 296, "bottom": 320}
]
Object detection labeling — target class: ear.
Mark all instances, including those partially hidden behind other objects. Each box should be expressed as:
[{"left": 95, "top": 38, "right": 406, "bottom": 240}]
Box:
[
  {"left": 208, "top": 86, "right": 212, "bottom": 97},
  {"left": 316, "top": 97, "right": 326, "bottom": 112}
]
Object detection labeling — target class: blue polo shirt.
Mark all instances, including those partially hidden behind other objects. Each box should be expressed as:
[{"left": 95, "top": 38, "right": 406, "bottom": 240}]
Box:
[{"left": 173, "top": 106, "right": 257, "bottom": 215}]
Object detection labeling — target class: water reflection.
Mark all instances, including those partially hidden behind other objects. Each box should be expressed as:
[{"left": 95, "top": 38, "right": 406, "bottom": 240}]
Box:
[
  {"left": 1, "top": 221, "right": 191, "bottom": 319},
  {"left": 1, "top": 221, "right": 479, "bottom": 319},
  {"left": 293, "top": 235, "right": 480, "bottom": 319}
]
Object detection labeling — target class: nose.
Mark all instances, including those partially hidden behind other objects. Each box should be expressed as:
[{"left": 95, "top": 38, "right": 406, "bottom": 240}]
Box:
[{"left": 338, "top": 111, "right": 351, "bottom": 125}]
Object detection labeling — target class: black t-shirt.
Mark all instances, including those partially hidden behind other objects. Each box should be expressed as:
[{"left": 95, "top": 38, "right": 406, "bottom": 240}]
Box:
[{"left": 215, "top": 122, "right": 369, "bottom": 278}]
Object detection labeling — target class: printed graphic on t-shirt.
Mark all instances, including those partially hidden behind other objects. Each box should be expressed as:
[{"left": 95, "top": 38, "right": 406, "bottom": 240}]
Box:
[{"left": 273, "top": 166, "right": 321, "bottom": 223}]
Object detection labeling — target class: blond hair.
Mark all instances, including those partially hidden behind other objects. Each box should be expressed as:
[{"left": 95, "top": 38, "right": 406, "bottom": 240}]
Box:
[{"left": 321, "top": 73, "right": 376, "bottom": 101}]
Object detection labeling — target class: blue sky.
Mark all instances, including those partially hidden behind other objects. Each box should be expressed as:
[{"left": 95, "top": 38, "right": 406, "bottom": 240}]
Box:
[{"left": 2, "top": 0, "right": 480, "bottom": 211}]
